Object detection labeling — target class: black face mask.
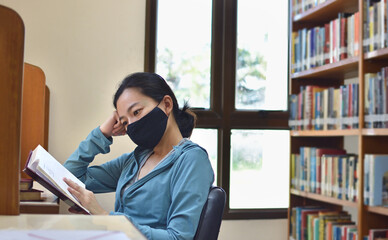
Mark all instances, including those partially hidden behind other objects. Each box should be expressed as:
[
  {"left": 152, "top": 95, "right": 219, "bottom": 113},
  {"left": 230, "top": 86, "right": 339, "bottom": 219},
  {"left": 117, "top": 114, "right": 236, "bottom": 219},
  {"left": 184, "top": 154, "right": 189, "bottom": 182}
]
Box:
[{"left": 126, "top": 105, "right": 168, "bottom": 149}]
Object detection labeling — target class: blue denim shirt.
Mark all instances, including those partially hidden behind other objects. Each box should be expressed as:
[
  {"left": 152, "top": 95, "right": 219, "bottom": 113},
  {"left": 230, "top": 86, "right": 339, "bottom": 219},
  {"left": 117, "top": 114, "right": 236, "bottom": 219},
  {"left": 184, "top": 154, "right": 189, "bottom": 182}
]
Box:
[{"left": 64, "top": 127, "right": 214, "bottom": 240}]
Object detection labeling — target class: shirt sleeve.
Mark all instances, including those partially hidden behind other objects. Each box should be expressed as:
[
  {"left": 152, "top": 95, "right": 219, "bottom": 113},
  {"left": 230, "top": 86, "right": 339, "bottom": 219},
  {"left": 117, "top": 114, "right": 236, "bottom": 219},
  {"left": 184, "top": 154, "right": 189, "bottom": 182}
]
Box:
[
  {"left": 64, "top": 127, "right": 128, "bottom": 193},
  {"left": 110, "top": 147, "right": 214, "bottom": 240}
]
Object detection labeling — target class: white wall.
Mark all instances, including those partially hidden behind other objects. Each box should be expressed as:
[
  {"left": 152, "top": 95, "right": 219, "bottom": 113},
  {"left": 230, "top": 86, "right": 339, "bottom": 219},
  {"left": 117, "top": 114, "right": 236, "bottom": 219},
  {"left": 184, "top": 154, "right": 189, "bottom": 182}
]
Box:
[
  {"left": 219, "top": 219, "right": 287, "bottom": 240},
  {"left": 0, "top": 1, "right": 287, "bottom": 239}
]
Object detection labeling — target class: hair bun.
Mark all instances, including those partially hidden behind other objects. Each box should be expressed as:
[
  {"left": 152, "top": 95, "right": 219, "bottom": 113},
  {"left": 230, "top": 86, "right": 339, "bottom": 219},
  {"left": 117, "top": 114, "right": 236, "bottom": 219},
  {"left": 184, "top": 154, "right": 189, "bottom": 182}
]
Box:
[{"left": 174, "top": 102, "right": 196, "bottom": 138}]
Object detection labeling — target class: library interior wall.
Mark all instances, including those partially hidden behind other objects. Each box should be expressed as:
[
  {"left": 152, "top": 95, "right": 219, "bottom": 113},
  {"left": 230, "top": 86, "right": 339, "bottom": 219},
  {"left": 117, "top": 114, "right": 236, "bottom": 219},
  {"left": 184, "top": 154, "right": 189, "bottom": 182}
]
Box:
[{"left": 0, "top": 1, "right": 287, "bottom": 239}]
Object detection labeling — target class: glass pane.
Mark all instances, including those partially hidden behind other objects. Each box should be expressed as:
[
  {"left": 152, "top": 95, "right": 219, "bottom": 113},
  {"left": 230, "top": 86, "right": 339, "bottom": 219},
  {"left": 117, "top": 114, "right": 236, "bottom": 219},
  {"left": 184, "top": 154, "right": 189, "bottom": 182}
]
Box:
[
  {"left": 236, "top": 1, "right": 288, "bottom": 110},
  {"left": 230, "top": 130, "right": 289, "bottom": 209},
  {"left": 190, "top": 128, "right": 217, "bottom": 185},
  {"left": 156, "top": 0, "right": 212, "bottom": 109}
]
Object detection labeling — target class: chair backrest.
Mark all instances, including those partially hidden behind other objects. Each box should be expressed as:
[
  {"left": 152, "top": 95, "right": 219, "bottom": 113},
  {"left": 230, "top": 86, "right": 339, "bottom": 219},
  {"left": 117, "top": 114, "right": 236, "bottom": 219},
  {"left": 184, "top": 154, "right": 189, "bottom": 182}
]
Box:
[{"left": 194, "top": 186, "right": 226, "bottom": 240}]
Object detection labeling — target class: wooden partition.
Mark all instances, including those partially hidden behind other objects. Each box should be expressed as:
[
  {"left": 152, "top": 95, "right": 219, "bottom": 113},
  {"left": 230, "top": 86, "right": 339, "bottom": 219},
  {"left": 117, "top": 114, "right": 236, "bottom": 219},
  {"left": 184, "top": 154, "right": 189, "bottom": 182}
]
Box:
[
  {"left": 0, "top": 5, "right": 25, "bottom": 215},
  {"left": 44, "top": 86, "right": 50, "bottom": 149},
  {"left": 21, "top": 63, "right": 49, "bottom": 178}
]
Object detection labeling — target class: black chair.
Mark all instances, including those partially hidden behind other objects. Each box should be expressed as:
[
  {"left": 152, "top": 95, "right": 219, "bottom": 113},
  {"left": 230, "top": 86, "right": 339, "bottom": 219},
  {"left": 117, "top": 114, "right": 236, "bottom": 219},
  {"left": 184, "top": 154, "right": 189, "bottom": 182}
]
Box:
[{"left": 194, "top": 186, "right": 226, "bottom": 240}]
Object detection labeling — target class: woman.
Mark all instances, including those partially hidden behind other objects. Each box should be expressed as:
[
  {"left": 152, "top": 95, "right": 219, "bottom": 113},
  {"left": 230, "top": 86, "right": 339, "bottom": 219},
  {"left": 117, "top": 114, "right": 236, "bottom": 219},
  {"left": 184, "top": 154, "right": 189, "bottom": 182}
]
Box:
[{"left": 63, "top": 72, "right": 214, "bottom": 240}]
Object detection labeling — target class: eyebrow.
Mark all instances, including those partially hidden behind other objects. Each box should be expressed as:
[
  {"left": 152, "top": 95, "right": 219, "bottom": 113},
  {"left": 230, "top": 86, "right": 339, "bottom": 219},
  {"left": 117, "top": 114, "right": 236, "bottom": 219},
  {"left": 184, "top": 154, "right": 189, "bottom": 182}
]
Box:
[{"left": 119, "top": 102, "right": 139, "bottom": 121}]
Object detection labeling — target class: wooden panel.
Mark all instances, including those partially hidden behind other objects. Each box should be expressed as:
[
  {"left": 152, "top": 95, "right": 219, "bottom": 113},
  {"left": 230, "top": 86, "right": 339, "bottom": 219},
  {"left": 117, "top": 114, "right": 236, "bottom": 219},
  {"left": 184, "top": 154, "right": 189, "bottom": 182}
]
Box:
[
  {"left": 290, "top": 189, "right": 358, "bottom": 208},
  {"left": 20, "top": 203, "right": 59, "bottom": 214},
  {"left": 293, "top": 0, "right": 358, "bottom": 30},
  {"left": 365, "top": 211, "right": 388, "bottom": 230},
  {"left": 291, "top": 129, "right": 359, "bottom": 137},
  {"left": 367, "top": 206, "right": 388, "bottom": 217},
  {"left": 364, "top": 48, "right": 388, "bottom": 61},
  {"left": 290, "top": 78, "right": 343, "bottom": 95},
  {"left": 44, "top": 86, "right": 50, "bottom": 150},
  {"left": 290, "top": 56, "right": 359, "bottom": 80},
  {"left": 20, "top": 63, "right": 46, "bottom": 178},
  {"left": 290, "top": 136, "right": 343, "bottom": 154},
  {"left": 290, "top": 194, "right": 343, "bottom": 211},
  {"left": 363, "top": 136, "right": 388, "bottom": 154},
  {"left": 0, "top": 5, "right": 25, "bottom": 215},
  {"left": 362, "top": 128, "right": 388, "bottom": 136}
]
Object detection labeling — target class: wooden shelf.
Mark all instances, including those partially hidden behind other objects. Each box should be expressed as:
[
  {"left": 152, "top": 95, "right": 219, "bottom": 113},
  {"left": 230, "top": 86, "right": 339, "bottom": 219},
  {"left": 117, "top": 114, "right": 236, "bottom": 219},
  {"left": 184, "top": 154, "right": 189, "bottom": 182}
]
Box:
[
  {"left": 293, "top": 0, "right": 358, "bottom": 22},
  {"left": 364, "top": 48, "right": 388, "bottom": 61},
  {"left": 290, "top": 189, "right": 358, "bottom": 208},
  {"left": 293, "top": 0, "right": 358, "bottom": 30},
  {"left": 362, "top": 128, "right": 388, "bottom": 136},
  {"left": 288, "top": 0, "right": 388, "bottom": 237},
  {"left": 291, "top": 129, "right": 359, "bottom": 137},
  {"left": 290, "top": 56, "right": 358, "bottom": 80},
  {"left": 367, "top": 206, "right": 388, "bottom": 216}
]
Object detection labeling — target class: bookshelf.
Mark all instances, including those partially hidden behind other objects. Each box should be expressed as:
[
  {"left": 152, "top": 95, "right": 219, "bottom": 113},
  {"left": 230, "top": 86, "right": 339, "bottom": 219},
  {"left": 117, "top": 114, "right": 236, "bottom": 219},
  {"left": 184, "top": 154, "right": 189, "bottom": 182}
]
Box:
[
  {"left": 290, "top": 56, "right": 358, "bottom": 79},
  {"left": 293, "top": 0, "right": 358, "bottom": 23},
  {"left": 288, "top": 0, "right": 388, "bottom": 239},
  {"left": 291, "top": 129, "right": 359, "bottom": 136},
  {"left": 290, "top": 189, "right": 359, "bottom": 208}
]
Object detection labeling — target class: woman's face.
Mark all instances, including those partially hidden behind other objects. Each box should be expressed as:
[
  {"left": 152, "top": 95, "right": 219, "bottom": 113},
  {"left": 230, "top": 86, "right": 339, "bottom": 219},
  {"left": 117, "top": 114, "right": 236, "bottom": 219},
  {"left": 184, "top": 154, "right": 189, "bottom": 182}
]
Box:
[{"left": 116, "top": 88, "right": 159, "bottom": 128}]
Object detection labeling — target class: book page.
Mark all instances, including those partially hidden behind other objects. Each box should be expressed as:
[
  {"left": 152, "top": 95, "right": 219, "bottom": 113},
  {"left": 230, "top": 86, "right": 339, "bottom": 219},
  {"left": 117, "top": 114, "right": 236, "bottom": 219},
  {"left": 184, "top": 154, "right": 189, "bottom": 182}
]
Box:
[
  {"left": 33, "top": 145, "right": 89, "bottom": 213},
  {"left": 0, "top": 230, "right": 131, "bottom": 240}
]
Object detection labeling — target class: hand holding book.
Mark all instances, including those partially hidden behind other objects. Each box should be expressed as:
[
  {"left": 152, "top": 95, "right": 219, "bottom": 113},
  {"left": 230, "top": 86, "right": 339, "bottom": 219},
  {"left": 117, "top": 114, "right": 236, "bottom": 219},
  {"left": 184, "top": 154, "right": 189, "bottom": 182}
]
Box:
[
  {"left": 63, "top": 177, "right": 108, "bottom": 215},
  {"left": 24, "top": 145, "right": 90, "bottom": 214}
]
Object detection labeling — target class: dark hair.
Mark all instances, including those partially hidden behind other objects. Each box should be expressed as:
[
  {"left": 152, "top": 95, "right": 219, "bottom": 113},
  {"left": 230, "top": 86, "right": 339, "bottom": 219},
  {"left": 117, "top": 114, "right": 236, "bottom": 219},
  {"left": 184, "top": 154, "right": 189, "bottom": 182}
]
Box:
[{"left": 113, "top": 72, "right": 197, "bottom": 138}]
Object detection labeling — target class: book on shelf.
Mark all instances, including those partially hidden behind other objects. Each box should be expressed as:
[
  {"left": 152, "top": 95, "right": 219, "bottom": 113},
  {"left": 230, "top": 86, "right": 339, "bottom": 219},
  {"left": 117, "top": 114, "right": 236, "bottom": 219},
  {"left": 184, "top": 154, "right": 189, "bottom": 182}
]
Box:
[
  {"left": 291, "top": 147, "right": 359, "bottom": 202},
  {"left": 291, "top": 11, "right": 359, "bottom": 74},
  {"left": 289, "top": 83, "right": 359, "bottom": 131},
  {"left": 290, "top": 208, "right": 355, "bottom": 240},
  {"left": 301, "top": 208, "right": 328, "bottom": 240},
  {"left": 368, "top": 229, "right": 388, "bottom": 240},
  {"left": 340, "top": 225, "right": 358, "bottom": 240},
  {"left": 307, "top": 213, "right": 319, "bottom": 240},
  {"left": 20, "top": 189, "right": 43, "bottom": 201},
  {"left": 23, "top": 145, "right": 90, "bottom": 214},
  {"left": 291, "top": 0, "right": 329, "bottom": 18},
  {"left": 363, "top": 0, "right": 388, "bottom": 53},
  {"left": 20, "top": 178, "right": 33, "bottom": 191},
  {"left": 364, "top": 68, "right": 388, "bottom": 129},
  {"left": 291, "top": 206, "right": 323, "bottom": 240},
  {"left": 327, "top": 222, "right": 356, "bottom": 240},
  {"left": 364, "top": 154, "right": 388, "bottom": 207},
  {"left": 319, "top": 211, "right": 352, "bottom": 240},
  {"left": 321, "top": 154, "right": 359, "bottom": 201},
  {"left": 316, "top": 148, "right": 347, "bottom": 194}
]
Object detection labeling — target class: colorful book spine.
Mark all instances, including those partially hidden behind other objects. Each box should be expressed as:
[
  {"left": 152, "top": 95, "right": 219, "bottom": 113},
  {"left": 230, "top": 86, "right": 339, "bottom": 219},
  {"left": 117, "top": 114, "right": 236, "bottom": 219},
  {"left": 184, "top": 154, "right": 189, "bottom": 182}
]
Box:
[
  {"left": 364, "top": 154, "right": 388, "bottom": 206},
  {"left": 288, "top": 83, "right": 359, "bottom": 131},
  {"left": 292, "top": 0, "right": 330, "bottom": 18},
  {"left": 290, "top": 147, "right": 360, "bottom": 203},
  {"left": 364, "top": 67, "right": 388, "bottom": 129},
  {"left": 291, "top": 11, "right": 360, "bottom": 74},
  {"left": 364, "top": 0, "right": 388, "bottom": 53}
]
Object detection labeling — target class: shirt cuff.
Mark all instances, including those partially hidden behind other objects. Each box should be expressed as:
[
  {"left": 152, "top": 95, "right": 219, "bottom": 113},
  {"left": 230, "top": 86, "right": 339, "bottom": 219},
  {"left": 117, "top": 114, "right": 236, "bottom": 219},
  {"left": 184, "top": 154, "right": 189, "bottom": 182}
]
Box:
[{"left": 94, "top": 126, "right": 113, "bottom": 144}]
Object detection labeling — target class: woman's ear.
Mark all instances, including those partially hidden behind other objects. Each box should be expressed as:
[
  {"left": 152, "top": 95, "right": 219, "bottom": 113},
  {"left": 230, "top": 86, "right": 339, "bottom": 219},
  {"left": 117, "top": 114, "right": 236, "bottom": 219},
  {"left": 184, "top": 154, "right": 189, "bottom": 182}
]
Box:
[{"left": 161, "top": 95, "right": 173, "bottom": 115}]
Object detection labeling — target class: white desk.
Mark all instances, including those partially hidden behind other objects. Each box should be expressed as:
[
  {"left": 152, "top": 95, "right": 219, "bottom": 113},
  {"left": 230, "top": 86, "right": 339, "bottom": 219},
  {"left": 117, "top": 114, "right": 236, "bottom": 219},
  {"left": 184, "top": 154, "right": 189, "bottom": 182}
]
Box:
[{"left": 0, "top": 214, "right": 146, "bottom": 240}]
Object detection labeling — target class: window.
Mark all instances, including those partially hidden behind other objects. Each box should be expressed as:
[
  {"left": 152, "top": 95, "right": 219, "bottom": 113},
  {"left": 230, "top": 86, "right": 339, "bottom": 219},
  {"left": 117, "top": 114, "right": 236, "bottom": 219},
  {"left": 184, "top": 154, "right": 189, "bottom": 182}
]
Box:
[
  {"left": 156, "top": 0, "right": 212, "bottom": 108},
  {"left": 145, "top": 0, "right": 290, "bottom": 219},
  {"left": 230, "top": 130, "right": 289, "bottom": 209}
]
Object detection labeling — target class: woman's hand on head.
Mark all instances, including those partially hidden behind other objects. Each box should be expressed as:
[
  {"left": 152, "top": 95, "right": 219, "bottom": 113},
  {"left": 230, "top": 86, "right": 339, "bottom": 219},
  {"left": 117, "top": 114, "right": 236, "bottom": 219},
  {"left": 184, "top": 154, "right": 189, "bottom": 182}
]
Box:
[
  {"left": 100, "top": 111, "right": 126, "bottom": 138},
  {"left": 63, "top": 177, "right": 108, "bottom": 215}
]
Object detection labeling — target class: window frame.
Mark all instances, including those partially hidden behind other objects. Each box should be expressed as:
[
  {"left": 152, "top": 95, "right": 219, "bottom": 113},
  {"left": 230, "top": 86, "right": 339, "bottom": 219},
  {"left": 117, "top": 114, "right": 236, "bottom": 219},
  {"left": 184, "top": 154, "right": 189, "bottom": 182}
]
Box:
[{"left": 144, "top": 0, "right": 290, "bottom": 220}]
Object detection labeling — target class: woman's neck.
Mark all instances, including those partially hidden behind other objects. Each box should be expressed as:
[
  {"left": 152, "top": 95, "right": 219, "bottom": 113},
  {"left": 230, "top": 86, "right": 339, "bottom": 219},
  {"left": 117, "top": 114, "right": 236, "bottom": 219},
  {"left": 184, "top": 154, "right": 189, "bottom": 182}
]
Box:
[{"left": 153, "top": 119, "right": 183, "bottom": 158}]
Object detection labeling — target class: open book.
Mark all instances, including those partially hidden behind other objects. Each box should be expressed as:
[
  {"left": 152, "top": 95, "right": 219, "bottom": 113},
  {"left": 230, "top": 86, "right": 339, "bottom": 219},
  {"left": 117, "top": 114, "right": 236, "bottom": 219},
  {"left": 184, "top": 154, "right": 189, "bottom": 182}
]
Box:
[{"left": 24, "top": 145, "right": 90, "bottom": 214}]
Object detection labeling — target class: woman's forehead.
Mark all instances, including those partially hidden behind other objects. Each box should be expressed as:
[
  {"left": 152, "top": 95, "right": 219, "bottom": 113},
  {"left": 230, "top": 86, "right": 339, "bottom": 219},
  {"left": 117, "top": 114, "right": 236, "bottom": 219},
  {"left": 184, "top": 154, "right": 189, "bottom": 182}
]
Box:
[{"left": 117, "top": 88, "right": 155, "bottom": 110}]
